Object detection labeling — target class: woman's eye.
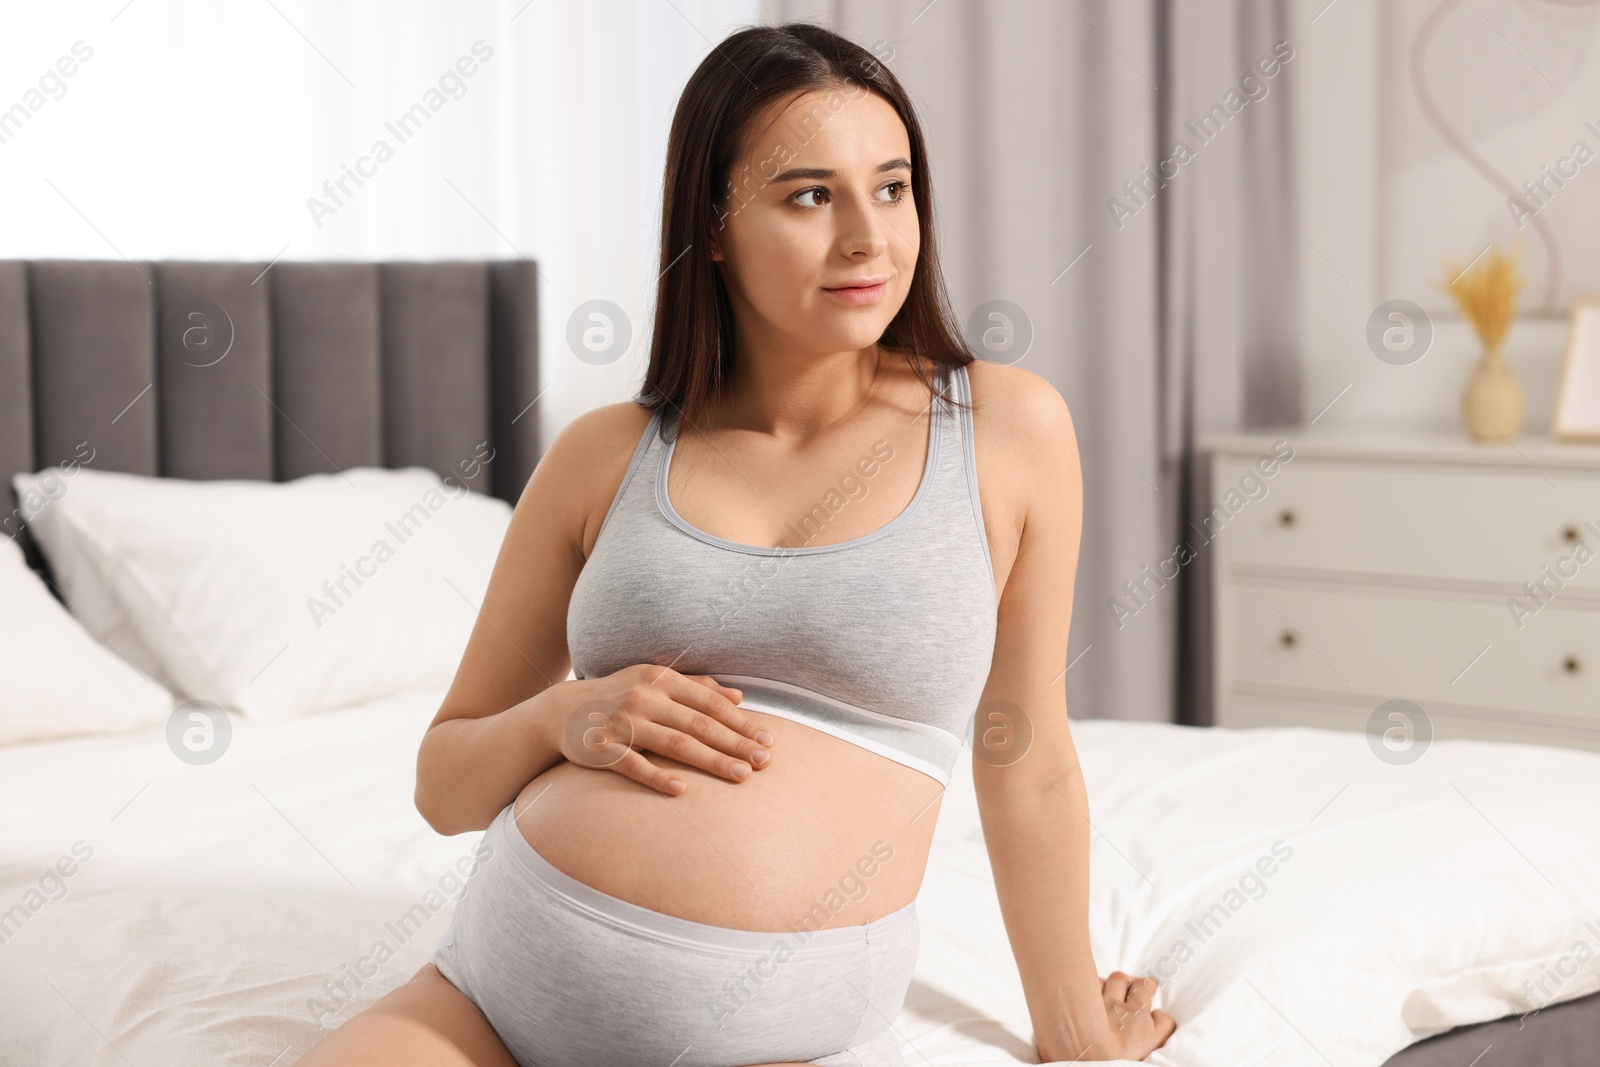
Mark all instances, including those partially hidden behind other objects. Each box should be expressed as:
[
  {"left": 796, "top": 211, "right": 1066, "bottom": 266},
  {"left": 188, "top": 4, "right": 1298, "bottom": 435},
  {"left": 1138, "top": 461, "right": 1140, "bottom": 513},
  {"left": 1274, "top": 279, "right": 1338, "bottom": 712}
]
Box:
[{"left": 792, "top": 181, "right": 909, "bottom": 209}]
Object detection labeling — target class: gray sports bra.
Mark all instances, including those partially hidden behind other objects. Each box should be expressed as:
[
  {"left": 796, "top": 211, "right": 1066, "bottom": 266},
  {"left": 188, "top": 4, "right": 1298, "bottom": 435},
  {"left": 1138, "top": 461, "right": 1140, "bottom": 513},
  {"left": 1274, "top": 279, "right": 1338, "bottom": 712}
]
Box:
[{"left": 566, "top": 360, "right": 998, "bottom": 787}]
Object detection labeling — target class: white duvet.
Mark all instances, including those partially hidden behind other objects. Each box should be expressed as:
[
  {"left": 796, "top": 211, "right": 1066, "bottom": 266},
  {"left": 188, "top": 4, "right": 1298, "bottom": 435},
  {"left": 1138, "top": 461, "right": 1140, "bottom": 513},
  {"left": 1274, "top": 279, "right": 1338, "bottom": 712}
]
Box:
[{"left": 2, "top": 689, "right": 1597, "bottom": 1066}]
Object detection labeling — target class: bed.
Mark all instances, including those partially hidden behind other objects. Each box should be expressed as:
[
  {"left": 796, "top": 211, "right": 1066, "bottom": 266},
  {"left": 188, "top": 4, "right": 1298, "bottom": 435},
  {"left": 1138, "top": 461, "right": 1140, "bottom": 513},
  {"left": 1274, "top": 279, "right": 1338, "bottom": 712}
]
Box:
[{"left": 2, "top": 259, "right": 1597, "bottom": 1066}]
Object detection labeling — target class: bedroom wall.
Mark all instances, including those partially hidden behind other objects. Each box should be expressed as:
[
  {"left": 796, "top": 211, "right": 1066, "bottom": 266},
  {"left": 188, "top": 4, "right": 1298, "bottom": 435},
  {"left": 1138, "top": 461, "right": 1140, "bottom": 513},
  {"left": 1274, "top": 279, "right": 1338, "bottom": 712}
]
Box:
[{"left": 1293, "top": 0, "right": 1592, "bottom": 435}]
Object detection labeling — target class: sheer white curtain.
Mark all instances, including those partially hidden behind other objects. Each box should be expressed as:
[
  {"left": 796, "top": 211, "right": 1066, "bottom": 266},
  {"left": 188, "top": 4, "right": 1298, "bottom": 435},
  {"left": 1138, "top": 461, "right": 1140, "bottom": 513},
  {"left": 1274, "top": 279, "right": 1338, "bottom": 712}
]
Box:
[{"left": 0, "top": 0, "right": 759, "bottom": 431}]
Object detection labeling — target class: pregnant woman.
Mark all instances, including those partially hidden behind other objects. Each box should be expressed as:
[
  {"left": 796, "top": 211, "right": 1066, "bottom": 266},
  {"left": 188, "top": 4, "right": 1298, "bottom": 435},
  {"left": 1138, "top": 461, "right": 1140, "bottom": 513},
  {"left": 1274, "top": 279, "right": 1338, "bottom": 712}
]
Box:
[{"left": 299, "top": 21, "right": 1174, "bottom": 1067}]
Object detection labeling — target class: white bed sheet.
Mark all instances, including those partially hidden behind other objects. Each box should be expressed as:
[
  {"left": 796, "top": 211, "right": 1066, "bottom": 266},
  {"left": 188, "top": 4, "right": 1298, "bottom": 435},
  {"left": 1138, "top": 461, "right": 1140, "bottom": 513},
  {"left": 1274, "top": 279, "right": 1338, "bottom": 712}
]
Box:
[{"left": 2, "top": 690, "right": 1597, "bottom": 1067}]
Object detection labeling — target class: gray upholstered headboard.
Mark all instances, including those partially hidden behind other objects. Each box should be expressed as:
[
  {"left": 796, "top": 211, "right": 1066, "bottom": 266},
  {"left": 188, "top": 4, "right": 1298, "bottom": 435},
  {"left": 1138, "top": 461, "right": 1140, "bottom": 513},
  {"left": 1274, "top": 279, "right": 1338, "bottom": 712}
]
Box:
[{"left": 0, "top": 259, "right": 541, "bottom": 575}]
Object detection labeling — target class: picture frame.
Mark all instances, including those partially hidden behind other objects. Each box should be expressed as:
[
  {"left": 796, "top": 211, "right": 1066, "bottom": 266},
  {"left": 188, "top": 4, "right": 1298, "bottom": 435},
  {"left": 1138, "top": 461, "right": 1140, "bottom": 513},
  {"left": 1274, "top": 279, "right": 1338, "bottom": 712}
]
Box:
[{"left": 1552, "top": 299, "right": 1600, "bottom": 443}]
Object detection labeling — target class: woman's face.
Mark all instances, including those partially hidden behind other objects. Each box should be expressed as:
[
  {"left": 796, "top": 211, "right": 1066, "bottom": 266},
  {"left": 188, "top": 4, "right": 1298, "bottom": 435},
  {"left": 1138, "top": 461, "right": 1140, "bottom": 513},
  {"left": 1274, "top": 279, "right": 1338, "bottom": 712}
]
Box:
[{"left": 710, "top": 86, "right": 919, "bottom": 359}]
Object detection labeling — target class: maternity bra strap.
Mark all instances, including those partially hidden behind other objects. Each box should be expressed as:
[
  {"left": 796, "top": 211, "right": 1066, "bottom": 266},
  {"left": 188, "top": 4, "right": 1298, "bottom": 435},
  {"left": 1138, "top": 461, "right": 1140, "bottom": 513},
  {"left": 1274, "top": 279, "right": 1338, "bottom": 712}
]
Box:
[{"left": 565, "top": 360, "right": 999, "bottom": 787}]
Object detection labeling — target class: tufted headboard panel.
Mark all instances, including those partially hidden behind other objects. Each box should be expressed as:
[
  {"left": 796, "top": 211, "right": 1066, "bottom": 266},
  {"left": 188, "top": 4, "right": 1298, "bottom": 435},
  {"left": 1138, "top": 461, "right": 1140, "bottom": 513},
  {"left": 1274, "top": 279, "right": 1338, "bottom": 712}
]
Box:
[{"left": 0, "top": 258, "right": 541, "bottom": 570}]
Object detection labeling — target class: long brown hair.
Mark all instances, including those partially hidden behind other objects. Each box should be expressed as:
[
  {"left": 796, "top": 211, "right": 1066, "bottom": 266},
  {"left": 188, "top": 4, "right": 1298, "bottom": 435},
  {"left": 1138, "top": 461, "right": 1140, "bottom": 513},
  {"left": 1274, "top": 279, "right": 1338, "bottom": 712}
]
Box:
[{"left": 637, "top": 21, "right": 976, "bottom": 433}]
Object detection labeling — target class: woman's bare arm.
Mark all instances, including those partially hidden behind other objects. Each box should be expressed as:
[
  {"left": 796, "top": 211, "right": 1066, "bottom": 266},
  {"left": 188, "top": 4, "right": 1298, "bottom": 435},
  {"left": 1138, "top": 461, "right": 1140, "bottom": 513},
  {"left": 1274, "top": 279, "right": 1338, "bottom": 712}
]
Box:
[
  {"left": 967, "top": 368, "right": 1174, "bottom": 1061},
  {"left": 414, "top": 404, "right": 639, "bottom": 836}
]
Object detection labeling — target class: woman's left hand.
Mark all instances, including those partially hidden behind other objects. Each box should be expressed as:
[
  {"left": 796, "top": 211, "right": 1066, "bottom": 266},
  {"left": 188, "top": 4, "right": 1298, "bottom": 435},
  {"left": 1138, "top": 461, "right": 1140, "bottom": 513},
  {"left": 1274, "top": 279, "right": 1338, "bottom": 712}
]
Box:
[
  {"left": 1094, "top": 972, "right": 1176, "bottom": 1061},
  {"left": 1036, "top": 972, "right": 1176, "bottom": 1062}
]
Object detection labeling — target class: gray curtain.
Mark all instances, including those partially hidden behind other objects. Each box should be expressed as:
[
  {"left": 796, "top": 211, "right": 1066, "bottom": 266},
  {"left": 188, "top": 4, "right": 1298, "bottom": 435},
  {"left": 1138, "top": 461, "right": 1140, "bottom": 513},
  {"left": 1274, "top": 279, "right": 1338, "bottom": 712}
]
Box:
[{"left": 760, "top": 0, "right": 1302, "bottom": 725}]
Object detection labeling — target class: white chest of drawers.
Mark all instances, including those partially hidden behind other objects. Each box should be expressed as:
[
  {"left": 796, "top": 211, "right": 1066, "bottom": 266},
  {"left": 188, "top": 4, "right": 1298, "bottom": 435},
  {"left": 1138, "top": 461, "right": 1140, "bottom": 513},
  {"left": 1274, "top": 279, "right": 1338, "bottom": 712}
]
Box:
[{"left": 1199, "top": 427, "right": 1600, "bottom": 754}]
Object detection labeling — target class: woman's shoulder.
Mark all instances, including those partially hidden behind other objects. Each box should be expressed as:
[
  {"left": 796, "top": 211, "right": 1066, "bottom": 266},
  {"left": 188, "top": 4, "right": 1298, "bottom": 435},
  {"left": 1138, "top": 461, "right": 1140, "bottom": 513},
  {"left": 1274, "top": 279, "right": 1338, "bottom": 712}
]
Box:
[
  {"left": 560, "top": 399, "right": 660, "bottom": 455},
  {"left": 961, "top": 358, "right": 1074, "bottom": 452},
  {"left": 960, "top": 358, "right": 1080, "bottom": 569},
  {"left": 542, "top": 400, "right": 661, "bottom": 560}
]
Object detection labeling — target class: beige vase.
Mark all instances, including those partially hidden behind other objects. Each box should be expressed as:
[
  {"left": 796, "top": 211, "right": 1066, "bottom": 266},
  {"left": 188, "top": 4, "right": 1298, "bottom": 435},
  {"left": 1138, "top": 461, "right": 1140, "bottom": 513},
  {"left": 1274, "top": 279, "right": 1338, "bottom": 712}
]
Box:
[{"left": 1461, "top": 345, "right": 1525, "bottom": 444}]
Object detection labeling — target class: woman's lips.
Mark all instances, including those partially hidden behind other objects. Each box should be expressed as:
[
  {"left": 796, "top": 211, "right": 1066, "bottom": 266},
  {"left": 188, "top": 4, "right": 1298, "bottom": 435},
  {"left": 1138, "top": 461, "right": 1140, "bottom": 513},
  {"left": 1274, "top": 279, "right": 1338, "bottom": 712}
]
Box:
[{"left": 822, "top": 282, "right": 886, "bottom": 305}]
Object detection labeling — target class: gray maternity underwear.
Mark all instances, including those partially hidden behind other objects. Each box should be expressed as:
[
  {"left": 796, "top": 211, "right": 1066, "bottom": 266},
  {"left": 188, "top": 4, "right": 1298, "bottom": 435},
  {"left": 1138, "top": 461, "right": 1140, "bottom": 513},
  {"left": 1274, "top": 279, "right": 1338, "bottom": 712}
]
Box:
[{"left": 430, "top": 802, "right": 920, "bottom": 1067}]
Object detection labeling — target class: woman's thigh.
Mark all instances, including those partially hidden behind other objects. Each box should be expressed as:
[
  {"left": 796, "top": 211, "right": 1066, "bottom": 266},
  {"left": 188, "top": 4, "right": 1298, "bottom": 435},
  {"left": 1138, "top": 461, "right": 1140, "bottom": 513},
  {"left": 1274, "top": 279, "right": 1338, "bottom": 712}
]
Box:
[{"left": 295, "top": 963, "right": 521, "bottom": 1067}]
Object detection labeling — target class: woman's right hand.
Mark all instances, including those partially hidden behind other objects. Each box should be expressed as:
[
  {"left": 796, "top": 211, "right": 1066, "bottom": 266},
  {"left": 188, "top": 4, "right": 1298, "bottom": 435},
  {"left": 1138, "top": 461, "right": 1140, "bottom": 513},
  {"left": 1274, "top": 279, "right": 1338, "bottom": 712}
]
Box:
[{"left": 541, "top": 664, "right": 774, "bottom": 795}]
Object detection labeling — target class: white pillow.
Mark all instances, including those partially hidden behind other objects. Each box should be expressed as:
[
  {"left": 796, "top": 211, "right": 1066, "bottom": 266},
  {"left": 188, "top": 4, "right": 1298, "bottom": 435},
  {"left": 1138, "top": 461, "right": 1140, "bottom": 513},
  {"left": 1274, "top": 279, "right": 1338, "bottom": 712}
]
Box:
[
  {"left": 0, "top": 536, "right": 175, "bottom": 744},
  {"left": 10, "top": 463, "right": 179, "bottom": 690},
  {"left": 11, "top": 466, "right": 512, "bottom": 720}
]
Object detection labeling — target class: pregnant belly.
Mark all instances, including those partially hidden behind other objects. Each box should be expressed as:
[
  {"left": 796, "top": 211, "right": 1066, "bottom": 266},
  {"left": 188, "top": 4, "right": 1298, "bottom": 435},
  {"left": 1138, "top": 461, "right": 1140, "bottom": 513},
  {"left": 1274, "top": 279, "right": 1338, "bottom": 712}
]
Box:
[{"left": 512, "top": 708, "right": 948, "bottom": 932}]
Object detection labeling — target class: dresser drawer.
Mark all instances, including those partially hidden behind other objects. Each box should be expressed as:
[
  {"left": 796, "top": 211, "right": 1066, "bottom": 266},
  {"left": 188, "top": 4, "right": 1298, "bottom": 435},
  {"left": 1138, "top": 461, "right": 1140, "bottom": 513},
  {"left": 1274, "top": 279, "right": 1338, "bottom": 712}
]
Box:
[
  {"left": 1210, "top": 455, "right": 1600, "bottom": 593},
  {"left": 1222, "top": 578, "right": 1600, "bottom": 724}
]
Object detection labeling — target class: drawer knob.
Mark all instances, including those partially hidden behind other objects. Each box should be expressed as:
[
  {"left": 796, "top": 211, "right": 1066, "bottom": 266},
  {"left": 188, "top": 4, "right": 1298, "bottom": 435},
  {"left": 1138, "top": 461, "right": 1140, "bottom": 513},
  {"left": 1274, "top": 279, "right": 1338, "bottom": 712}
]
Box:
[
  {"left": 1563, "top": 525, "right": 1581, "bottom": 543},
  {"left": 1280, "top": 629, "right": 1297, "bottom": 648},
  {"left": 1564, "top": 656, "right": 1581, "bottom": 674},
  {"left": 1279, "top": 509, "right": 1296, "bottom": 527}
]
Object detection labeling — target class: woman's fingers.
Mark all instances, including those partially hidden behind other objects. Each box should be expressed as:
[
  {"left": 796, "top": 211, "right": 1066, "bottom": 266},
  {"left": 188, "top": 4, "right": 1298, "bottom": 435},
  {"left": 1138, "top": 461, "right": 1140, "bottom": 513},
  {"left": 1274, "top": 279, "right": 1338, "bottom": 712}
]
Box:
[
  {"left": 1091, "top": 971, "right": 1175, "bottom": 1058},
  {"left": 674, "top": 675, "right": 775, "bottom": 758},
  {"left": 1111, "top": 972, "right": 1158, "bottom": 1006},
  {"left": 632, "top": 718, "right": 762, "bottom": 784},
  {"left": 560, "top": 667, "right": 781, "bottom": 792},
  {"left": 688, "top": 675, "right": 775, "bottom": 742},
  {"left": 607, "top": 746, "right": 690, "bottom": 796},
  {"left": 694, "top": 675, "right": 751, "bottom": 708},
  {"left": 671, "top": 703, "right": 771, "bottom": 769},
  {"left": 562, "top": 704, "right": 635, "bottom": 768},
  {"left": 1120, "top": 976, "right": 1175, "bottom": 1053}
]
